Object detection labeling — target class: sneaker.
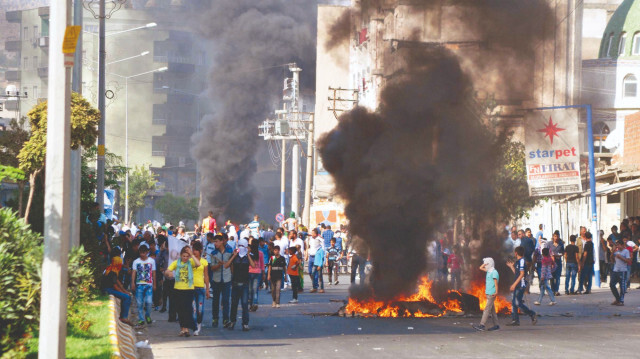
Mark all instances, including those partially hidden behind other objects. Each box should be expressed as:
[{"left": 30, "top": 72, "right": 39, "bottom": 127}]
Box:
[
  {"left": 212, "top": 319, "right": 219, "bottom": 327},
  {"left": 227, "top": 322, "right": 236, "bottom": 330},
  {"left": 289, "top": 299, "right": 298, "bottom": 304},
  {"left": 145, "top": 316, "right": 152, "bottom": 324},
  {"left": 252, "top": 304, "right": 258, "bottom": 311},
  {"left": 615, "top": 302, "right": 625, "bottom": 306},
  {"left": 554, "top": 292, "right": 560, "bottom": 296},
  {"left": 549, "top": 301, "right": 556, "bottom": 306},
  {"left": 119, "top": 318, "right": 134, "bottom": 326},
  {"left": 310, "top": 289, "right": 317, "bottom": 293},
  {"left": 276, "top": 304, "right": 280, "bottom": 308},
  {"left": 611, "top": 300, "right": 620, "bottom": 306},
  {"left": 272, "top": 301, "right": 276, "bottom": 308},
  {"left": 194, "top": 329, "right": 200, "bottom": 336},
  {"left": 249, "top": 305, "right": 256, "bottom": 312},
  {"left": 505, "top": 321, "right": 520, "bottom": 326},
  {"left": 584, "top": 290, "right": 591, "bottom": 294},
  {"left": 334, "top": 281, "right": 339, "bottom": 285},
  {"left": 242, "top": 324, "right": 250, "bottom": 332},
  {"left": 471, "top": 324, "right": 486, "bottom": 331},
  {"left": 564, "top": 291, "right": 569, "bottom": 295},
  {"left": 533, "top": 301, "right": 540, "bottom": 305},
  {"left": 137, "top": 320, "right": 145, "bottom": 326},
  {"left": 531, "top": 314, "right": 537, "bottom": 325},
  {"left": 487, "top": 325, "right": 500, "bottom": 331},
  {"left": 223, "top": 320, "right": 231, "bottom": 328},
  {"left": 318, "top": 289, "right": 325, "bottom": 293}
]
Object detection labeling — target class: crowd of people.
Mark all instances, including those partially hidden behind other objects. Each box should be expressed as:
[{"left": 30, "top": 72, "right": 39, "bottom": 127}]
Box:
[
  {"left": 467, "top": 219, "right": 640, "bottom": 332},
  {"left": 99, "top": 211, "right": 359, "bottom": 336}
]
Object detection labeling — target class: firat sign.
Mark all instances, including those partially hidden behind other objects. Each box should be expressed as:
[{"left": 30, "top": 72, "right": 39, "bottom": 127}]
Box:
[{"left": 524, "top": 109, "right": 582, "bottom": 197}]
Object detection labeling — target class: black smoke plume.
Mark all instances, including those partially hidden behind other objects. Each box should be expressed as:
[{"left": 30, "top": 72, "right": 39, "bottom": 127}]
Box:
[
  {"left": 189, "top": 1, "right": 316, "bottom": 220},
  {"left": 319, "top": 0, "right": 552, "bottom": 300}
]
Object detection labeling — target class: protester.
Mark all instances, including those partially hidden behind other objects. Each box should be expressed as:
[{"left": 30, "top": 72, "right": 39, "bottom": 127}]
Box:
[
  {"left": 268, "top": 245, "right": 287, "bottom": 307},
  {"left": 102, "top": 256, "right": 134, "bottom": 326},
  {"left": 447, "top": 246, "right": 463, "bottom": 291},
  {"left": 306, "top": 228, "right": 324, "bottom": 289},
  {"left": 534, "top": 248, "right": 556, "bottom": 306},
  {"left": 248, "top": 215, "right": 261, "bottom": 239},
  {"left": 229, "top": 238, "right": 257, "bottom": 331},
  {"left": 248, "top": 237, "right": 265, "bottom": 312},
  {"left": 564, "top": 235, "right": 579, "bottom": 295},
  {"left": 202, "top": 211, "right": 217, "bottom": 234},
  {"left": 472, "top": 257, "right": 499, "bottom": 331},
  {"left": 288, "top": 246, "right": 302, "bottom": 303},
  {"left": 209, "top": 234, "right": 233, "bottom": 328},
  {"left": 191, "top": 241, "right": 209, "bottom": 336},
  {"left": 549, "top": 231, "right": 564, "bottom": 296},
  {"left": 506, "top": 246, "right": 537, "bottom": 326},
  {"left": 610, "top": 239, "right": 631, "bottom": 306},
  {"left": 312, "top": 242, "right": 326, "bottom": 293},
  {"left": 578, "top": 232, "right": 595, "bottom": 294},
  {"left": 165, "top": 246, "right": 201, "bottom": 337},
  {"left": 326, "top": 238, "right": 341, "bottom": 285},
  {"left": 131, "top": 244, "right": 156, "bottom": 326}
]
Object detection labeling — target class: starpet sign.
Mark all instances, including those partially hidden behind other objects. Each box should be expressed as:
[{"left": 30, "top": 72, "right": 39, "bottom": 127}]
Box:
[{"left": 525, "top": 109, "right": 582, "bottom": 197}]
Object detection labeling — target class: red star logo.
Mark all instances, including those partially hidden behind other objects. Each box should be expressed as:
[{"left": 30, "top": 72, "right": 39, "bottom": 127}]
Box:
[{"left": 537, "top": 117, "right": 565, "bottom": 145}]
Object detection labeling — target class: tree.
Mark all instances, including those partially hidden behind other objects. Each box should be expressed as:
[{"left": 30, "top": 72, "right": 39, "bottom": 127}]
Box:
[
  {"left": 154, "top": 193, "right": 199, "bottom": 225},
  {"left": 120, "top": 165, "right": 156, "bottom": 224},
  {"left": 0, "top": 118, "right": 29, "bottom": 215},
  {"left": 81, "top": 145, "right": 126, "bottom": 204},
  {"left": 17, "top": 93, "right": 100, "bottom": 222}
]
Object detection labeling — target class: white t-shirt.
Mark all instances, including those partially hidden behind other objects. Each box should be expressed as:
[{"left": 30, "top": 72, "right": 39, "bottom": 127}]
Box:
[
  {"left": 132, "top": 257, "right": 156, "bottom": 285},
  {"left": 275, "top": 238, "right": 290, "bottom": 258},
  {"left": 308, "top": 235, "right": 324, "bottom": 256},
  {"left": 227, "top": 225, "right": 237, "bottom": 239},
  {"left": 248, "top": 221, "right": 260, "bottom": 238},
  {"left": 239, "top": 228, "right": 251, "bottom": 241},
  {"left": 291, "top": 238, "right": 304, "bottom": 251}
]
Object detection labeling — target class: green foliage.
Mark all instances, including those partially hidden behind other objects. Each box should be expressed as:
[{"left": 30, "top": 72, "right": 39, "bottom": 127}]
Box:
[
  {"left": 0, "top": 209, "right": 96, "bottom": 356},
  {"left": 0, "top": 165, "right": 25, "bottom": 183},
  {"left": 0, "top": 118, "right": 29, "bottom": 169},
  {"left": 154, "top": 193, "right": 199, "bottom": 225},
  {"left": 80, "top": 146, "right": 126, "bottom": 204},
  {"left": 120, "top": 165, "right": 156, "bottom": 223},
  {"left": 17, "top": 92, "right": 100, "bottom": 175}
]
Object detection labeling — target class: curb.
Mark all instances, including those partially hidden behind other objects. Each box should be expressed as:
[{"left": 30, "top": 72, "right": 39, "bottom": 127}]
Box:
[{"left": 108, "top": 295, "right": 138, "bottom": 359}]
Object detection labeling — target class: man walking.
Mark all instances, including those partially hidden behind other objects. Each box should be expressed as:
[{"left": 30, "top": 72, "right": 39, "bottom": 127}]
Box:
[
  {"left": 209, "top": 234, "right": 233, "bottom": 328},
  {"left": 578, "top": 232, "right": 595, "bottom": 294},
  {"left": 610, "top": 239, "right": 631, "bottom": 306},
  {"left": 305, "top": 228, "right": 324, "bottom": 292},
  {"left": 506, "top": 246, "right": 537, "bottom": 326}
]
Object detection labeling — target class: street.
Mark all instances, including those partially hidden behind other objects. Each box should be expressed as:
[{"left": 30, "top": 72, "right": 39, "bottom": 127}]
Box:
[{"left": 141, "top": 276, "right": 640, "bottom": 359}]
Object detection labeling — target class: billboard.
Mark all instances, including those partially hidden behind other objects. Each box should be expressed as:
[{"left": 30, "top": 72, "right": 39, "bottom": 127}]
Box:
[{"left": 525, "top": 109, "right": 582, "bottom": 197}]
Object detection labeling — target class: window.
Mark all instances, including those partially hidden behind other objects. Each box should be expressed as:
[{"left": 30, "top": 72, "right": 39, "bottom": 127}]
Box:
[
  {"left": 33, "top": 25, "right": 38, "bottom": 39},
  {"left": 633, "top": 32, "right": 640, "bottom": 55},
  {"left": 23, "top": 57, "right": 28, "bottom": 69},
  {"left": 624, "top": 74, "right": 637, "bottom": 97},
  {"left": 619, "top": 32, "right": 627, "bottom": 55},
  {"left": 606, "top": 33, "right": 614, "bottom": 57},
  {"left": 23, "top": 26, "right": 28, "bottom": 40}
]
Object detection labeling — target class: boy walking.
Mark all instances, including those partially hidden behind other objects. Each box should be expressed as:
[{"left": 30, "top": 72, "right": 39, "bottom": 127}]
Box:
[
  {"left": 131, "top": 244, "right": 156, "bottom": 326},
  {"left": 288, "top": 247, "right": 302, "bottom": 303},
  {"left": 472, "top": 257, "right": 500, "bottom": 331},
  {"left": 326, "top": 238, "right": 341, "bottom": 285},
  {"left": 610, "top": 239, "right": 631, "bottom": 306},
  {"left": 268, "top": 246, "right": 287, "bottom": 307},
  {"left": 506, "top": 246, "right": 537, "bottom": 326},
  {"left": 312, "top": 245, "right": 326, "bottom": 293}
]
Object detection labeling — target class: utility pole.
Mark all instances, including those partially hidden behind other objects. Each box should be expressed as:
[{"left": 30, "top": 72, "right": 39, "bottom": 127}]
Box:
[
  {"left": 39, "top": 0, "right": 77, "bottom": 356},
  {"left": 69, "top": 0, "right": 83, "bottom": 248},
  {"left": 280, "top": 138, "right": 286, "bottom": 216},
  {"left": 96, "top": 0, "right": 106, "bottom": 215},
  {"left": 289, "top": 64, "right": 301, "bottom": 217},
  {"left": 302, "top": 114, "right": 314, "bottom": 227}
]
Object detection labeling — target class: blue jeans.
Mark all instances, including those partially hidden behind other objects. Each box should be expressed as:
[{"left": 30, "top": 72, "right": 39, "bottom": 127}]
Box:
[
  {"left": 249, "top": 273, "right": 261, "bottom": 306},
  {"left": 308, "top": 255, "right": 315, "bottom": 286},
  {"left": 579, "top": 264, "right": 593, "bottom": 292},
  {"left": 211, "top": 281, "right": 231, "bottom": 322},
  {"left": 537, "top": 279, "right": 555, "bottom": 303},
  {"left": 231, "top": 283, "right": 249, "bottom": 325},
  {"left": 565, "top": 263, "right": 578, "bottom": 293},
  {"left": 135, "top": 284, "right": 153, "bottom": 322},
  {"left": 551, "top": 259, "right": 562, "bottom": 293},
  {"left": 312, "top": 265, "right": 324, "bottom": 290},
  {"left": 193, "top": 287, "right": 206, "bottom": 325},
  {"left": 511, "top": 287, "right": 535, "bottom": 323},
  {"left": 610, "top": 271, "right": 627, "bottom": 303},
  {"left": 106, "top": 288, "right": 131, "bottom": 320}
]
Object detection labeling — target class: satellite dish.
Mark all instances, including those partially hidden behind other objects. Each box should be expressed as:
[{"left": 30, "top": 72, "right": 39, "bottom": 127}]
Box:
[{"left": 5, "top": 84, "right": 17, "bottom": 96}]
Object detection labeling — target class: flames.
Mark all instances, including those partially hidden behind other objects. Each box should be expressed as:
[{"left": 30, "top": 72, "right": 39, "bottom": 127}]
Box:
[{"left": 344, "top": 276, "right": 511, "bottom": 318}]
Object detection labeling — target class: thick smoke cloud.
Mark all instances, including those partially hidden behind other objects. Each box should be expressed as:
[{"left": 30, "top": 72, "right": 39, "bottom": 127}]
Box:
[
  {"left": 190, "top": 1, "right": 316, "bottom": 220},
  {"left": 319, "top": 0, "right": 552, "bottom": 300}
]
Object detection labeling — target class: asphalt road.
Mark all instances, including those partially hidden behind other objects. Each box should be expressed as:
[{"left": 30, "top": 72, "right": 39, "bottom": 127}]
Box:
[{"left": 140, "top": 274, "right": 640, "bottom": 359}]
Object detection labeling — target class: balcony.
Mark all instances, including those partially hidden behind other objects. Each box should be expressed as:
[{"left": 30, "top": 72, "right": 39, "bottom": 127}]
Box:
[
  {"left": 38, "top": 7, "right": 50, "bottom": 18},
  {"left": 152, "top": 151, "right": 167, "bottom": 157},
  {"left": 5, "top": 11, "right": 21, "bottom": 23},
  {"left": 5, "top": 40, "right": 21, "bottom": 52},
  {"left": 38, "top": 37, "right": 49, "bottom": 48},
  {"left": 5, "top": 71, "right": 20, "bottom": 82},
  {"left": 37, "top": 67, "right": 48, "bottom": 78}
]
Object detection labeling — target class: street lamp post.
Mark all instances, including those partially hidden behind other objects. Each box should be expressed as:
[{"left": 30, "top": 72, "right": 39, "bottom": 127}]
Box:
[{"left": 112, "top": 67, "right": 168, "bottom": 224}]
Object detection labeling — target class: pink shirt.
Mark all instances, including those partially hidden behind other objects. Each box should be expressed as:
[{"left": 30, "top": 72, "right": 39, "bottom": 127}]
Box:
[{"left": 249, "top": 251, "right": 264, "bottom": 274}]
